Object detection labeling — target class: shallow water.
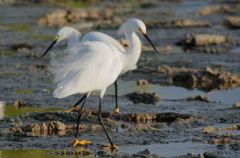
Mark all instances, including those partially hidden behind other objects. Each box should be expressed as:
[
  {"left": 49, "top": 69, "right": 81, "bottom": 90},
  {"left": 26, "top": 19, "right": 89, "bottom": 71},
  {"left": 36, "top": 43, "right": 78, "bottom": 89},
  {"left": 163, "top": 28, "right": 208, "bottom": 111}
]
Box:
[
  {"left": 1, "top": 80, "right": 239, "bottom": 121},
  {"left": 120, "top": 142, "right": 215, "bottom": 157},
  {"left": 107, "top": 80, "right": 240, "bottom": 105},
  {"left": 230, "top": 47, "right": 240, "bottom": 54}
]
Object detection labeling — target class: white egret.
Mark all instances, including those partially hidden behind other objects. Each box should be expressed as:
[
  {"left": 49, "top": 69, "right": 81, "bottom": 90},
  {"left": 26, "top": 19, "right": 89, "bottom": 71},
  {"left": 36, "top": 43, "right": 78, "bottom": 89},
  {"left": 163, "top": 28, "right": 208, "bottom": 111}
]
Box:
[
  {"left": 42, "top": 26, "right": 125, "bottom": 115},
  {"left": 42, "top": 18, "right": 158, "bottom": 150}
]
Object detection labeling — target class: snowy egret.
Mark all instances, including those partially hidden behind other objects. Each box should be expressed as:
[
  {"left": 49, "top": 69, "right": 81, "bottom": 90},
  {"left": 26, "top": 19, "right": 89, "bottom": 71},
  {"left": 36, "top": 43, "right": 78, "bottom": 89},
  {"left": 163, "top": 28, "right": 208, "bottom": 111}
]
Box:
[
  {"left": 42, "top": 18, "right": 158, "bottom": 150},
  {"left": 42, "top": 20, "right": 158, "bottom": 115},
  {"left": 42, "top": 26, "right": 124, "bottom": 115}
]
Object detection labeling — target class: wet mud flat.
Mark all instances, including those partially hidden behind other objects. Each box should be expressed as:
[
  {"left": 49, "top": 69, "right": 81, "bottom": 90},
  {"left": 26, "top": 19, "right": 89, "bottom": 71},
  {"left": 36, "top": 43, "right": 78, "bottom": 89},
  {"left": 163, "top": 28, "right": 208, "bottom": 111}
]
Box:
[{"left": 0, "top": 0, "right": 240, "bottom": 157}]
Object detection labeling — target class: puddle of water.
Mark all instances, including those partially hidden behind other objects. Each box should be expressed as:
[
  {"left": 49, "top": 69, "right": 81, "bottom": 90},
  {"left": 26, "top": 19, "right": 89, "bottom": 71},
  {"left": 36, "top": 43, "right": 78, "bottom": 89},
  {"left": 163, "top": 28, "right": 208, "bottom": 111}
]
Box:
[
  {"left": 0, "top": 101, "right": 62, "bottom": 120},
  {"left": 230, "top": 47, "right": 240, "bottom": 54},
  {"left": 0, "top": 149, "right": 93, "bottom": 158},
  {"left": 153, "top": 0, "right": 211, "bottom": 16},
  {"left": 207, "top": 88, "right": 240, "bottom": 105},
  {"left": 106, "top": 80, "right": 240, "bottom": 105},
  {"left": 174, "top": 0, "right": 211, "bottom": 15},
  {"left": 120, "top": 142, "right": 215, "bottom": 157}
]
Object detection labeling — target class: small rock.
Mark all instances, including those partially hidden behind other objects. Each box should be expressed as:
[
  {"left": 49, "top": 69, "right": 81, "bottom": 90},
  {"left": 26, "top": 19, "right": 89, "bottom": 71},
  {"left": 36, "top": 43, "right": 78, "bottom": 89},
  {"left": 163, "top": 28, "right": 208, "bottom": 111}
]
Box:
[
  {"left": 172, "top": 72, "right": 197, "bottom": 86},
  {"left": 10, "top": 43, "right": 32, "bottom": 52},
  {"left": 38, "top": 9, "right": 68, "bottom": 27},
  {"left": 175, "top": 116, "right": 194, "bottom": 124},
  {"left": 203, "top": 126, "right": 216, "bottom": 134},
  {"left": 156, "top": 112, "right": 192, "bottom": 123},
  {"left": 172, "top": 19, "right": 210, "bottom": 27},
  {"left": 125, "top": 92, "right": 160, "bottom": 104},
  {"left": 157, "top": 65, "right": 197, "bottom": 74},
  {"left": 234, "top": 101, "right": 240, "bottom": 108},
  {"left": 14, "top": 100, "right": 26, "bottom": 109},
  {"left": 203, "top": 152, "right": 218, "bottom": 158},
  {"left": 197, "top": 5, "right": 230, "bottom": 16},
  {"left": 172, "top": 67, "right": 240, "bottom": 91},
  {"left": 137, "top": 79, "right": 148, "bottom": 86},
  {"left": 180, "top": 34, "right": 229, "bottom": 47},
  {"left": 157, "top": 65, "right": 172, "bottom": 74},
  {"left": 145, "top": 19, "right": 211, "bottom": 28},
  {"left": 123, "top": 113, "right": 156, "bottom": 123},
  {"left": 187, "top": 95, "right": 209, "bottom": 102},
  {"left": 10, "top": 121, "right": 66, "bottom": 136},
  {"left": 224, "top": 16, "right": 240, "bottom": 29},
  {"left": 38, "top": 8, "right": 123, "bottom": 28}
]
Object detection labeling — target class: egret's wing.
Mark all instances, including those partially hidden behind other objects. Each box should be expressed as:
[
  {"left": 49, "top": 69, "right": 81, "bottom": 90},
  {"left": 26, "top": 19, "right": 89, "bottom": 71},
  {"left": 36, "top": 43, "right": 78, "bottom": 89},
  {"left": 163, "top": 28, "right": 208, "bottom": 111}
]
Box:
[
  {"left": 51, "top": 41, "right": 123, "bottom": 98},
  {"left": 82, "top": 32, "right": 125, "bottom": 52},
  {"left": 50, "top": 43, "right": 88, "bottom": 83}
]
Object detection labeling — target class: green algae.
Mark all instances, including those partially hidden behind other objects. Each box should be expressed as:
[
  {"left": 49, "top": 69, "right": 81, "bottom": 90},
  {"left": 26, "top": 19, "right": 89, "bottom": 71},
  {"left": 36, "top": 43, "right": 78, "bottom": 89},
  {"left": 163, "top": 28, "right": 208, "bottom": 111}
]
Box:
[
  {"left": 3, "top": 104, "right": 62, "bottom": 118},
  {"left": 0, "top": 149, "right": 94, "bottom": 158},
  {"left": 8, "top": 23, "right": 31, "bottom": 32},
  {"left": 15, "top": 89, "right": 34, "bottom": 95}
]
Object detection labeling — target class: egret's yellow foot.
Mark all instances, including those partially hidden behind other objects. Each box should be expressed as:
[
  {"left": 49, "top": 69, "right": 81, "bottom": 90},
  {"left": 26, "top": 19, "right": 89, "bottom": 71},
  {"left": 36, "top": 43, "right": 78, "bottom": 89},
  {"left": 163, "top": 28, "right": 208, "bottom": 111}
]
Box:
[
  {"left": 64, "top": 106, "right": 79, "bottom": 113},
  {"left": 100, "top": 144, "right": 119, "bottom": 151},
  {"left": 112, "top": 107, "right": 120, "bottom": 115},
  {"left": 73, "top": 139, "right": 91, "bottom": 147}
]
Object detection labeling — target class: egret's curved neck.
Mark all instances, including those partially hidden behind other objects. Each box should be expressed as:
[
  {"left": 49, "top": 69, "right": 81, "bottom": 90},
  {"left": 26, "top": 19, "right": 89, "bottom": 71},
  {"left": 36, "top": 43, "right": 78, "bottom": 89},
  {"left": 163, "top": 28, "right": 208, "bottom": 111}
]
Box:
[
  {"left": 121, "top": 31, "right": 141, "bottom": 73},
  {"left": 67, "top": 34, "right": 80, "bottom": 49}
]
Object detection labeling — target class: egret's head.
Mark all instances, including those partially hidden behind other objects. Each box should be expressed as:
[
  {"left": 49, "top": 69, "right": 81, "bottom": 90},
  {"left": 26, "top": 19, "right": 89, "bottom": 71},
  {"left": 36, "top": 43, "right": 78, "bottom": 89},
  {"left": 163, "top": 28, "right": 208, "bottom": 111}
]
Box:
[
  {"left": 118, "top": 18, "right": 146, "bottom": 35},
  {"left": 118, "top": 18, "right": 158, "bottom": 53},
  {"left": 56, "top": 26, "right": 81, "bottom": 43},
  {"left": 41, "top": 26, "right": 81, "bottom": 57}
]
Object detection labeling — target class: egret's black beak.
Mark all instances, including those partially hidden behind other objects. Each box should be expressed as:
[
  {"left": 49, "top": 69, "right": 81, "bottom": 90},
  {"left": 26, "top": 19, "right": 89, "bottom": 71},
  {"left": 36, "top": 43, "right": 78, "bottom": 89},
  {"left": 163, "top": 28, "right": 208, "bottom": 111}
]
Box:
[
  {"left": 142, "top": 32, "right": 159, "bottom": 53},
  {"left": 41, "top": 37, "right": 58, "bottom": 58}
]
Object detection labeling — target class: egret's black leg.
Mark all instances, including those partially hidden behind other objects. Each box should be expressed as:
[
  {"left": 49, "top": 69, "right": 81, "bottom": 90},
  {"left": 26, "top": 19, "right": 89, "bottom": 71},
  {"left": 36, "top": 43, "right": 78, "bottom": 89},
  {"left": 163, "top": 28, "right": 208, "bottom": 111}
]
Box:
[
  {"left": 114, "top": 81, "right": 118, "bottom": 109},
  {"left": 113, "top": 81, "right": 120, "bottom": 114},
  {"left": 97, "top": 97, "right": 114, "bottom": 146},
  {"left": 75, "top": 94, "right": 87, "bottom": 138},
  {"left": 74, "top": 94, "right": 87, "bottom": 107}
]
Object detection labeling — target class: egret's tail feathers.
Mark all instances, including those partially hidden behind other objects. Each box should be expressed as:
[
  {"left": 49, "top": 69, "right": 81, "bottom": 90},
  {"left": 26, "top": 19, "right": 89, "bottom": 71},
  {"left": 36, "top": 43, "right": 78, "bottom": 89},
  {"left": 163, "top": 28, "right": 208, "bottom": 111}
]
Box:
[{"left": 53, "top": 85, "right": 76, "bottom": 98}]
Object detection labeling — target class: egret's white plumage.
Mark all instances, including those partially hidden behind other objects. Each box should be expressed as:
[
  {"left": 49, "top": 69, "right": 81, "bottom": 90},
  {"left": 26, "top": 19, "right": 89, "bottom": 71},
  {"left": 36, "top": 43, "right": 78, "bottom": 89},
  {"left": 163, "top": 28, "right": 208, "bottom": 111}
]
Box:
[
  {"left": 53, "top": 19, "right": 150, "bottom": 76},
  {"left": 53, "top": 26, "right": 125, "bottom": 53},
  {"left": 45, "top": 18, "right": 157, "bottom": 99},
  {"left": 47, "top": 27, "right": 126, "bottom": 90},
  {"left": 83, "top": 31, "right": 125, "bottom": 52},
  {"left": 52, "top": 41, "right": 123, "bottom": 98}
]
